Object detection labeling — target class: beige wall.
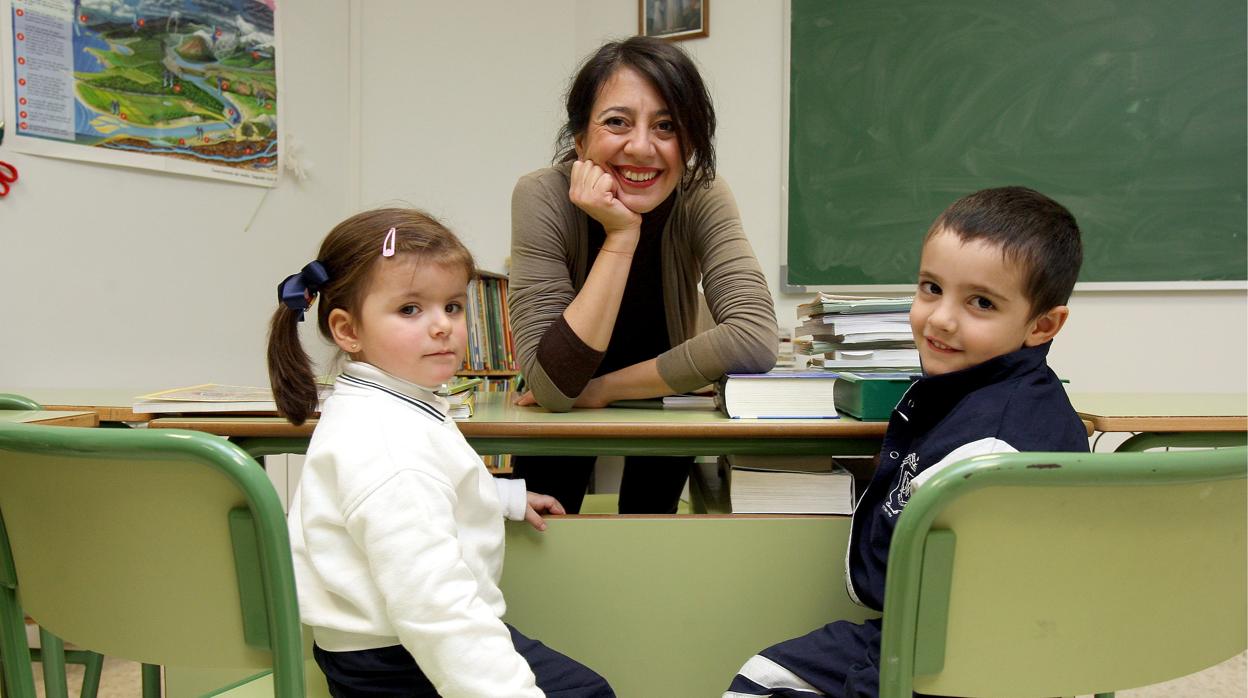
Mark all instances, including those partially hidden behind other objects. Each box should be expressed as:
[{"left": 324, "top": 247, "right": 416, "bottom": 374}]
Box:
[{"left": 1, "top": 0, "right": 1243, "bottom": 394}]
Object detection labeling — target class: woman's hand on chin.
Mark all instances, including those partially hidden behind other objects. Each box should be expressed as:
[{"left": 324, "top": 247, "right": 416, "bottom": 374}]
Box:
[{"left": 569, "top": 159, "right": 642, "bottom": 242}]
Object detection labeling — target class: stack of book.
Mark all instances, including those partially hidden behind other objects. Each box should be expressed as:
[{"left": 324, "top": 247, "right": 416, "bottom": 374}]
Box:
[
  {"left": 794, "top": 293, "right": 919, "bottom": 371},
  {"left": 437, "top": 376, "right": 482, "bottom": 420},
  {"left": 724, "top": 455, "right": 856, "bottom": 514},
  {"left": 463, "top": 272, "right": 518, "bottom": 374}
]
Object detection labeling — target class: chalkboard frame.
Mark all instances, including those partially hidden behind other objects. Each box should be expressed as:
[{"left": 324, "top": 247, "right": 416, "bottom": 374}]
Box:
[{"left": 781, "top": 0, "right": 1247, "bottom": 293}]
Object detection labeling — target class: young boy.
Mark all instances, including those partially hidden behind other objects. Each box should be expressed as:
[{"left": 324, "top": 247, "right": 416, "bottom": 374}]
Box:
[{"left": 724, "top": 187, "right": 1089, "bottom": 698}]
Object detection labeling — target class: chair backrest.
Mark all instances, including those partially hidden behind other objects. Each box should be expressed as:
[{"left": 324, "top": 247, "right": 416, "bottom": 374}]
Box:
[
  {"left": 0, "top": 423, "right": 304, "bottom": 697},
  {"left": 879, "top": 447, "right": 1248, "bottom": 698},
  {"left": 0, "top": 395, "right": 41, "bottom": 411}
]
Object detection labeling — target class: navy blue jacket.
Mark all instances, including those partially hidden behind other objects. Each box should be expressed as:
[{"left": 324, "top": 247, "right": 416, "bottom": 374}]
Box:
[{"left": 846, "top": 342, "right": 1088, "bottom": 610}]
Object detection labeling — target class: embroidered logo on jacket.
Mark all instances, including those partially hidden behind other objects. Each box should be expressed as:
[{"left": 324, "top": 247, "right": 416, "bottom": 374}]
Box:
[{"left": 883, "top": 452, "right": 920, "bottom": 518}]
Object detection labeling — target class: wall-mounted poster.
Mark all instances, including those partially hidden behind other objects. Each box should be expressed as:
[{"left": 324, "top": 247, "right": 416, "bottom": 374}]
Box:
[{"left": 1, "top": 0, "right": 279, "bottom": 186}]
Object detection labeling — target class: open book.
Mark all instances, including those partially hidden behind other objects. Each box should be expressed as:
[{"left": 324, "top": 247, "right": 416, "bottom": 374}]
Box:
[{"left": 132, "top": 384, "right": 318, "bottom": 414}]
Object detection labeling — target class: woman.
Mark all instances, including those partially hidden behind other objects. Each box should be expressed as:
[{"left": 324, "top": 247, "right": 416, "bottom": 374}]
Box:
[{"left": 508, "top": 36, "right": 777, "bottom": 514}]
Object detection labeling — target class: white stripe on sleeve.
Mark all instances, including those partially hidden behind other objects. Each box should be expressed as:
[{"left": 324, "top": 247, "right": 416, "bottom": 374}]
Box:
[
  {"left": 733, "top": 655, "right": 825, "bottom": 695},
  {"left": 911, "top": 437, "right": 1017, "bottom": 491}
]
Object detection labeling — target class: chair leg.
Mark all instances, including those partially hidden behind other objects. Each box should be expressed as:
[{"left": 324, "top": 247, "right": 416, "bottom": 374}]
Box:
[
  {"left": 37, "top": 628, "right": 68, "bottom": 698},
  {"left": 141, "top": 663, "right": 161, "bottom": 698},
  {"left": 72, "top": 651, "right": 103, "bottom": 698}
]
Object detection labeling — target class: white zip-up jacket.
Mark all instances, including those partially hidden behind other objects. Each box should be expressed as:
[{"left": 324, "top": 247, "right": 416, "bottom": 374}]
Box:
[{"left": 288, "top": 361, "right": 541, "bottom": 697}]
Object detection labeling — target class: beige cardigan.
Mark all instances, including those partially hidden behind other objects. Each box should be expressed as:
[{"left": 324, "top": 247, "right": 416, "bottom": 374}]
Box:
[{"left": 509, "top": 162, "right": 778, "bottom": 412}]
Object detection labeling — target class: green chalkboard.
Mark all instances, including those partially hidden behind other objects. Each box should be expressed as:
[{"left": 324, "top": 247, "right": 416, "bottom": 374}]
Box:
[{"left": 787, "top": 0, "right": 1246, "bottom": 286}]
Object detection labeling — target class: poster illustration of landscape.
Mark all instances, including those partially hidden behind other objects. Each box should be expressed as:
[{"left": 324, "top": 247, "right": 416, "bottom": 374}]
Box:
[{"left": 2, "top": 0, "right": 279, "bottom": 186}]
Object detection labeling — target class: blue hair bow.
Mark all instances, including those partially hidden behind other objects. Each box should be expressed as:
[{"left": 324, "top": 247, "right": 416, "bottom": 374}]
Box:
[{"left": 277, "top": 260, "right": 330, "bottom": 321}]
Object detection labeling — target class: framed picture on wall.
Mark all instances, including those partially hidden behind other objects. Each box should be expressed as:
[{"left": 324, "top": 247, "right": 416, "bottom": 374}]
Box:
[{"left": 639, "top": 0, "right": 708, "bottom": 41}]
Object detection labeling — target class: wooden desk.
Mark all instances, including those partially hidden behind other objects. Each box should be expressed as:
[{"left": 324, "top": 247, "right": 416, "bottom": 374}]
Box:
[
  {"left": 1070, "top": 392, "right": 1248, "bottom": 451},
  {"left": 0, "top": 410, "right": 99, "bottom": 428},
  {"left": 2, "top": 388, "right": 158, "bottom": 423},
  {"left": 155, "top": 395, "right": 881, "bottom": 697},
  {"left": 149, "top": 392, "right": 889, "bottom": 458}
]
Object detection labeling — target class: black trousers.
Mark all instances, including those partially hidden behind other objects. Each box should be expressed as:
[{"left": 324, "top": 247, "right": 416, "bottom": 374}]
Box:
[
  {"left": 726, "top": 617, "right": 938, "bottom": 698},
  {"left": 511, "top": 454, "right": 693, "bottom": 514},
  {"left": 313, "top": 625, "right": 614, "bottom": 697}
]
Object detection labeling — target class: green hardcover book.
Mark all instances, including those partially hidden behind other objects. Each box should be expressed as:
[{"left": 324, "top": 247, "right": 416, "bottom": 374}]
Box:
[{"left": 832, "top": 372, "right": 918, "bottom": 421}]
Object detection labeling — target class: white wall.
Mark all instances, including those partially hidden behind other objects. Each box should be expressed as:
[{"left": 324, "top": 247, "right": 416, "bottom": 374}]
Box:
[
  {"left": 355, "top": 1, "right": 578, "bottom": 275},
  {"left": 0, "top": 0, "right": 354, "bottom": 389},
  {"left": 1, "top": 0, "right": 1243, "bottom": 394}
]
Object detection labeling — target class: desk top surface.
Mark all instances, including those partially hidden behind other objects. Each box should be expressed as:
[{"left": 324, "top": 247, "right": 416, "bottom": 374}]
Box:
[
  {"left": 0, "top": 409, "right": 99, "bottom": 428},
  {"left": 3, "top": 388, "right": 159, "bottom": 422},
  {"left": 149, "top": 392, "right": 890, "bottom": 439},
  {"left": 1069, "top": 392, "right": 1248, "bottom": 432}
]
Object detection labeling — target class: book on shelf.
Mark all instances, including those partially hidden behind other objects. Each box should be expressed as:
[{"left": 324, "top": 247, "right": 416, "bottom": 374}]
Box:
[
  {"left": 463, "top": 272, "right": 519, "bottom": 374},
  {"left": 833, "top": 371, "right": 919, "bottom": 421},
  {"left": 132, "top": 383, "right": 331, "bottom": 415},
  {"left": 480, "top": 453, "right": 513, "bottom": 475},
  {"left": 716, "top": 369, "right": 840, "bottom": 419},
  {"left": 795, "top": 293, "right": 913, "bottom": 318},
  {"left": 724, "top": 454, "right": 856, "bottom": 514}
]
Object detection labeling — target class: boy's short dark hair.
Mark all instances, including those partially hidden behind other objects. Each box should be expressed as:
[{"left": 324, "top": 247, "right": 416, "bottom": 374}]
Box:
[{"left": 927, "top": 186, "right": 1083, "bottom": 317}]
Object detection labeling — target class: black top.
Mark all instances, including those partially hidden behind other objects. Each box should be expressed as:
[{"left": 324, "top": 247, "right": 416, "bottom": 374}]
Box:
[{"left": 535, "top": 192, "right": 677, "bottom": 395}]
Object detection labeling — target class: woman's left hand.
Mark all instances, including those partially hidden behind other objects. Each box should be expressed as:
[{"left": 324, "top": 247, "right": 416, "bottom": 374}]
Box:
[
  {"left": 512, "top": 379, "right": 612, "bottom": 409},
  {"left": 513, "top": 390, "right": 538, "bottom": 406}
]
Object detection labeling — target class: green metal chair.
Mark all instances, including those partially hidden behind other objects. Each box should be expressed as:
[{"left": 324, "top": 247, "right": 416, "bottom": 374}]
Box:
[
  {"left": 0, "top": 422, "right": 304, "bottom": 698},
  {"left": 878, "top": 447, "right": 1247, "bottom": 698},
  {"left": 0, "top": 396, "right": 41, "bottom": 412},
  {"left": 0, "top": 394, "right": 105, "bottom": 698}
]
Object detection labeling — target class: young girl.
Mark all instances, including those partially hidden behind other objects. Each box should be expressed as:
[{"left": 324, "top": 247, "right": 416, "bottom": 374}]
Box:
[{"left": 267, "top": 208, "right": 615, "bottom": 697}]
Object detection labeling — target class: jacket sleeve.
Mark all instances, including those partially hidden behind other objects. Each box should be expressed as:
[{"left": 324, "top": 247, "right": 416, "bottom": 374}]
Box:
[
  {"left": 508, "top": 169, "right": 584, "bottom": 411},
  {"left": 343, "top": 469, "right": 540, "bottom": 697},
  {"left": 655, "top": 178, "right": 779, "bottom": 392}
]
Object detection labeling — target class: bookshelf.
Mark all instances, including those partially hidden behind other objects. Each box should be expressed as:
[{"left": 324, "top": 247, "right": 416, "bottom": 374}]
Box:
[
  {"left": 460, "top": 270, "right": 519, "bottom": 475},
  {"left": 460, "top": 271, "right": 519, "bottom": 379}
]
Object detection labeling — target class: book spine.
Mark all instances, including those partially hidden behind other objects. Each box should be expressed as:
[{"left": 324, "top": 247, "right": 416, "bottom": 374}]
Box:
[
  {"left": 498, "top": 277, "right": 518, "bottom": 371},
  {"left": 464, "top": 279, "right": 479, "bottom": 371},
  {"left": 487, "top": 278, "right": 506, "bottom": 371},
  {"left": 474, "top": 278, "right": 488, "bottom": 370}
]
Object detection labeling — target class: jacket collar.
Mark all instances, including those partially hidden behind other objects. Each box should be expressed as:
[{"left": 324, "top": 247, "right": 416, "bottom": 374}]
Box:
[
  {"left": 897, "top": 342, "right": 1054, "bottom": 428},
  {"left": 337, "top": 361, "right": 449, "bottom": 422}
]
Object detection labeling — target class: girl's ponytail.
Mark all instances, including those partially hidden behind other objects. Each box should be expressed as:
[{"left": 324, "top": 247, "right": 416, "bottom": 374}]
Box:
[
  {"left": 266, "top": 303, "right": 318, "bottom": 425},
  {"left": 267, "top": 261, "right": 331, "bottom": 426}
]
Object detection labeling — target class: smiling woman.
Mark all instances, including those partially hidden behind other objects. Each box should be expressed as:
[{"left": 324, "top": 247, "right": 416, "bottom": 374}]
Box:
[{"left": 507, "top": 36, "right": 778, "bottom": 514}]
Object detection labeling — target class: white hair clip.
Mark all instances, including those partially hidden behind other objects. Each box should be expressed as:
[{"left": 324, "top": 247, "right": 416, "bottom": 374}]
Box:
[{"left": 382, "top": 227, "right": 396, "bottom": 257}]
